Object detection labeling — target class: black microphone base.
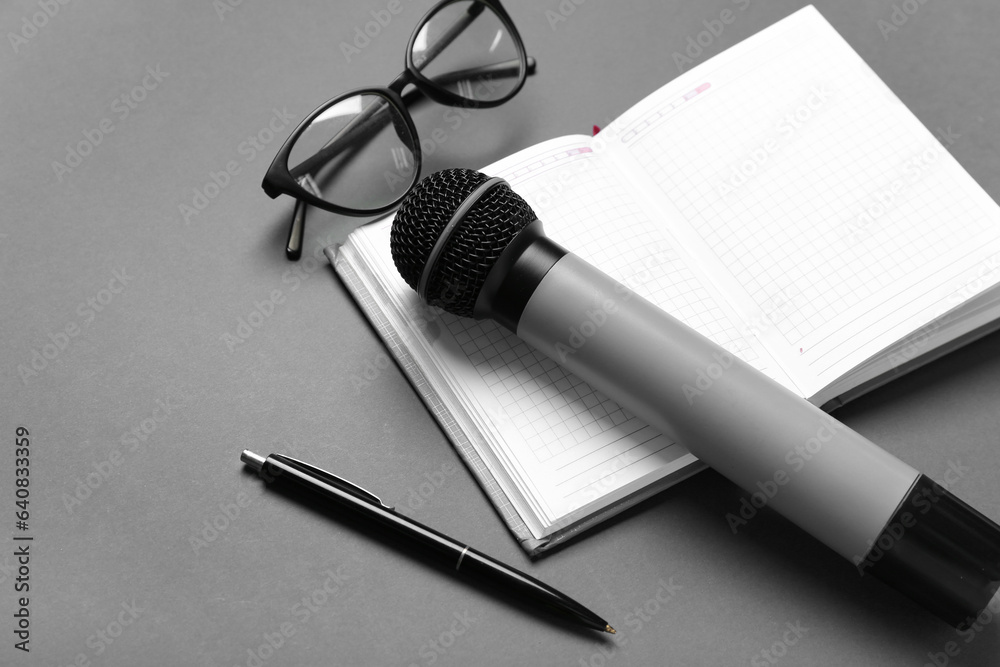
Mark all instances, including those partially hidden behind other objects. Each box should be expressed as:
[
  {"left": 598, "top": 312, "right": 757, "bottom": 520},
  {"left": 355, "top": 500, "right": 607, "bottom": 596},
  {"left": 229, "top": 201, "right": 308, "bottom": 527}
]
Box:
[{"left": 859, "top": 474, "right": 1000, "bottom": 629}]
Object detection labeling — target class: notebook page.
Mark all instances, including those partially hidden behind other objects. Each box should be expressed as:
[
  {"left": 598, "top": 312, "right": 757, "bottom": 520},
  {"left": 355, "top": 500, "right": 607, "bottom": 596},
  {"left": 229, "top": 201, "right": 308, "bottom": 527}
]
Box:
[
  {"left": 348, "top": 136, "right": 780, "bottom": 530},
  {"left": 600, "top": 6, "right": 1000, "bottom": 399}
]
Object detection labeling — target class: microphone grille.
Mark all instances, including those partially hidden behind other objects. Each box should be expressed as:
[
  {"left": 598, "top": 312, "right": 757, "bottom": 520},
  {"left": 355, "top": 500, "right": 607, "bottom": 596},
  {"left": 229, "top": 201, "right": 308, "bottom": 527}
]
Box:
[{"left": 391, "top": 169, "right": 536, "bottom": 317}]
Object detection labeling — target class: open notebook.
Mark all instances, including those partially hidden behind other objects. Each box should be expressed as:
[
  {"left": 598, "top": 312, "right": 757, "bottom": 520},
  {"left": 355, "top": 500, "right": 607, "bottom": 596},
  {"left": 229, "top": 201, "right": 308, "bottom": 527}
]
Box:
[{"left": 329, "top": 6, "right": 1000, "bottom": 555}]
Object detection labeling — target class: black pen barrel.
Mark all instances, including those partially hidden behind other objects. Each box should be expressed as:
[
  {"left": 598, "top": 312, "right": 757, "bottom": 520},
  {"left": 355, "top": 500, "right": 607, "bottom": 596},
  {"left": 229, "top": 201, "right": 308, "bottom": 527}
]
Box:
[
  {"left": 253, "top": 453, "right": 613, "bottom": 632},
  {"left": 458, "top": 548, "right": 611, "bottom": 632},
  {"left": 260, "top": 455, "right": 461, "bottom": 562}
]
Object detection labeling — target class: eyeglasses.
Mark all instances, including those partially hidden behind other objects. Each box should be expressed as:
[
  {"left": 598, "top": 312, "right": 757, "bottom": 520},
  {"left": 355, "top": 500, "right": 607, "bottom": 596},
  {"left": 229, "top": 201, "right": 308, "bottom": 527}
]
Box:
[{"left": 262, "top": 0, "right": 535, "bottom": 260}]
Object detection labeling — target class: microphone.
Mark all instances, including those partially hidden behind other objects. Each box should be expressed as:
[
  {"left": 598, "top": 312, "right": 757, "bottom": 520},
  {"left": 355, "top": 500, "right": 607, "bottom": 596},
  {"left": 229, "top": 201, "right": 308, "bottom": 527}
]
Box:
[{"left": 389, "top": 168, "right": 1000, "bottom": 629}]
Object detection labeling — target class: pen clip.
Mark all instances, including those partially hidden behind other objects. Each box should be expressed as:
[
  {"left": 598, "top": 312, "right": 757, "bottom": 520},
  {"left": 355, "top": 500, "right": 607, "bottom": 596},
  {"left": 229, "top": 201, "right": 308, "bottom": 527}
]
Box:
[{"left": 272, "top": 454, "right": 394, "bottom": 510}]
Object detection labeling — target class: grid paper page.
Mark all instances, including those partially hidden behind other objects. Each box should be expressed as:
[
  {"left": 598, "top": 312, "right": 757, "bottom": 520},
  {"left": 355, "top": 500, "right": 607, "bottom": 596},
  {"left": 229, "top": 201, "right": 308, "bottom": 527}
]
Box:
[{"left": 617, "top": 7, "right": 1000, "bottom": 392}]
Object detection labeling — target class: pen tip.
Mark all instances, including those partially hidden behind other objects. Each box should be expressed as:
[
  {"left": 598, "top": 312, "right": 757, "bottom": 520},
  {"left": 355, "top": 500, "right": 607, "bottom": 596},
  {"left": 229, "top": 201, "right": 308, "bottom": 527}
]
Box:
[
  {"left": 241, "top": 450, "right": 265, "bottom": 472},
  {"left": 605, "top": 625, "right": 616, "bottom": 634}
]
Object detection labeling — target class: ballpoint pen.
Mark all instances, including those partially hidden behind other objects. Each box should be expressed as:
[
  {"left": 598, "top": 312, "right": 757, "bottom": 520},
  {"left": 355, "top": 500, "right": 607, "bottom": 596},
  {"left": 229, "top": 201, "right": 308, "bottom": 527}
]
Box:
[{"left": 240, "top": 449, "right": 615, "bottom": 634}]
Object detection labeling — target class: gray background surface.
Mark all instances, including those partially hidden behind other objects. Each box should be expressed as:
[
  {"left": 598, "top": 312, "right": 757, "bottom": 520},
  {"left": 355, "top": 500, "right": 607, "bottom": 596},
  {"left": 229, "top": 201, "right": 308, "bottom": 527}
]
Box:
[{"left": 2, "top": 0, "right": 999, "bottom": 665}]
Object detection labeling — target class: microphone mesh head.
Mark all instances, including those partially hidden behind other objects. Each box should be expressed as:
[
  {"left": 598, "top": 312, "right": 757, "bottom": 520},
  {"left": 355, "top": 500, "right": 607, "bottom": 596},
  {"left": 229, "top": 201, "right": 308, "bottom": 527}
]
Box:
[{"left": 390, "top": 169, "right": 536, "bottom": 317}]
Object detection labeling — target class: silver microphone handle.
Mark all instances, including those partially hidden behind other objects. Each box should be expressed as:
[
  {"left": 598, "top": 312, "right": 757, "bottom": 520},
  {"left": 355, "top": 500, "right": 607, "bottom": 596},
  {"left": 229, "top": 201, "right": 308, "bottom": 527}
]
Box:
[{"left": 517, "top": 253, "right": 920, "bottom": 561}]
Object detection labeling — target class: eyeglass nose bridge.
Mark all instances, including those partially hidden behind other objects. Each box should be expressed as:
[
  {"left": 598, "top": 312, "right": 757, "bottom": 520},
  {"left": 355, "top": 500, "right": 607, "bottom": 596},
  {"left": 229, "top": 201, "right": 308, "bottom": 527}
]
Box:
[{"left": 387, "top": 70, "right": 418, "bottom": 96}]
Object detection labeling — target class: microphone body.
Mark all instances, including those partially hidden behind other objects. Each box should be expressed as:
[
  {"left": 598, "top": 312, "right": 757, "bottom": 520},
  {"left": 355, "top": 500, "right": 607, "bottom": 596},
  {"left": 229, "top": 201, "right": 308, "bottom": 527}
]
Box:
[
  {"left": 391, "top": 170, "right": 1000, "bottom": 629},
  {"left": 513, "top": 248, "right": 919, "bottom": 563}
]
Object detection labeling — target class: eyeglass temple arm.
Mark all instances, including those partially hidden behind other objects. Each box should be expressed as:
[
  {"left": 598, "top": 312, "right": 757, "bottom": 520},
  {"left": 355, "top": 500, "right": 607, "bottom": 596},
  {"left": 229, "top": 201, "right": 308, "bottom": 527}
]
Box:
[
  {"left": 286, "top": 175, "right": 321, "bottom": 260},
  {"left": 421, "top": 54, "right": 534, "bottom": 88},
  {"left": 428, "top": 56, "right": 534, "bottom": 88}
]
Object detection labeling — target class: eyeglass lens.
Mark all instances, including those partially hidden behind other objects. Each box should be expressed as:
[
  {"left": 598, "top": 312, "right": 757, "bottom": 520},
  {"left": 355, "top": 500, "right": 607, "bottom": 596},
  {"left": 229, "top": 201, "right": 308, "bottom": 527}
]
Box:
[
  {"left": 288, "top": 93, "right": 418, "bottom": 212},
  {"left": 413, "top": 1, "right": 522, "bottom": 102}
]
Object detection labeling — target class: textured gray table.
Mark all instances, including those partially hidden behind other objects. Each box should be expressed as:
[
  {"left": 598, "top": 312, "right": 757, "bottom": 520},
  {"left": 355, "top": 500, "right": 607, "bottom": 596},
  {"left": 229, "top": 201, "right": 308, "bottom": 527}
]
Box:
[{"left": 2, "top": 1, "right": 999, "bottom": 665}]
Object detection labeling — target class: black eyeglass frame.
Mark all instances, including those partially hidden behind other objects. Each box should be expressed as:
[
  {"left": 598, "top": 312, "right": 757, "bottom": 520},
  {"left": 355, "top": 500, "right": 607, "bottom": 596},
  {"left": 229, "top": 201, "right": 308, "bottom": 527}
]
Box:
[{"left": 261, "top": 0, "right": 531, "bottom": 220}]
